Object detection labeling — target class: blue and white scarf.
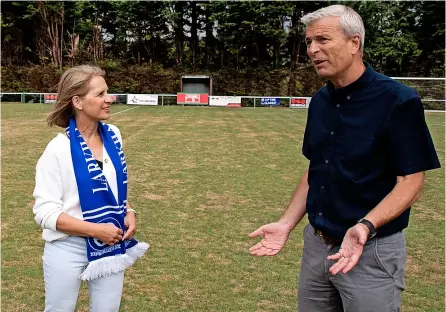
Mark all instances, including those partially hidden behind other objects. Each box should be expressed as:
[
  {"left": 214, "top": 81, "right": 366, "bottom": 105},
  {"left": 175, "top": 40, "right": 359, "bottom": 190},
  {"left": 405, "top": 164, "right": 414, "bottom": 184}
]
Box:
[{"left": 67, "top": 117, "right": 149, "bottom": 281}]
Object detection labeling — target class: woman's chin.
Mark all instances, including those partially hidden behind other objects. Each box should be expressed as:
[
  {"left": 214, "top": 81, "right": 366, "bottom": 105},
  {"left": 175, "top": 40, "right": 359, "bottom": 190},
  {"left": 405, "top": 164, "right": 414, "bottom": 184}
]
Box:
[{"left": 100, "top": 112, "right": 111, "bottom": 120}]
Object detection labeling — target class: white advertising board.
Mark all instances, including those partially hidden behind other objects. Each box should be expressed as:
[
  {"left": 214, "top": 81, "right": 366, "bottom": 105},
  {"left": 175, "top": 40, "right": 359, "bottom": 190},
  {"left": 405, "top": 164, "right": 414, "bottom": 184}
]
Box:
[
  {"left": 209, "top": 96, "right": 242, "bottom": 107},
  {"left": 127, "top": 94, "right": 159, "bottom": 105}
]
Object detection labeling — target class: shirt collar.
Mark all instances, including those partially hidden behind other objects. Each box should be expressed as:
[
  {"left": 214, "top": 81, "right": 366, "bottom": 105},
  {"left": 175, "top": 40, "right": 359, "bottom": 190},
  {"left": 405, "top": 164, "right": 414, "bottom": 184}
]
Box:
[{"left": 327, "top": 62, "right": 375, "bottom": 97}]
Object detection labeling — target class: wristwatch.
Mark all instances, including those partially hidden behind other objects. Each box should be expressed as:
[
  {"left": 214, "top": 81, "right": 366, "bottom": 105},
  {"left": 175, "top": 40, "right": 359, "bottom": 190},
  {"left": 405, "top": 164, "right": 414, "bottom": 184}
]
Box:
[{"left": 357, "top": 218, "right": 377, "bottom": 239}]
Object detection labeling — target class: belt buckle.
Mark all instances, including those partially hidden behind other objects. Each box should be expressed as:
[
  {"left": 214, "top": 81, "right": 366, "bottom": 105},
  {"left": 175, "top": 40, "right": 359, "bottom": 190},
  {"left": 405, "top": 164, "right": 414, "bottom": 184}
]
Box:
[{"left": 315, "top": 229, "right": 327, "bottom": 243}]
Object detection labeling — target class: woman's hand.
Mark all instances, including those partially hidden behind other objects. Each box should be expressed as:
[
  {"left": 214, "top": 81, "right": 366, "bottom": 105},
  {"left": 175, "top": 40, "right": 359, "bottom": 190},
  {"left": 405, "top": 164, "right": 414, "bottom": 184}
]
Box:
[
  {"left": 122, "top": 210, "right": 137, "bottom": 240},
  {"left": 94, "top": 223, "right": 123, "bottom": 246}
]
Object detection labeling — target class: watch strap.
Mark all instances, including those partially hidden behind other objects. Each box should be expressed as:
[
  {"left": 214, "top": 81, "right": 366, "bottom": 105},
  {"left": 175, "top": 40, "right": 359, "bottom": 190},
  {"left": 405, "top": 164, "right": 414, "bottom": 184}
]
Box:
[{"left": 358, "top": 218, "right": 376, "bottom": 239}]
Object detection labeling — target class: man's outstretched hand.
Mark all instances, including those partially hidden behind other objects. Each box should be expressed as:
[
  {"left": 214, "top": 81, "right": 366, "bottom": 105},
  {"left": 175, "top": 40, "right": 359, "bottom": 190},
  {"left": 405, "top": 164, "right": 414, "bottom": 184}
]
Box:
[
  {"left": 327, "top": 223, "right": 369, "bottom": 275},
  {"left": 249, "top": 222, "right": 291, "bottom": 256}
]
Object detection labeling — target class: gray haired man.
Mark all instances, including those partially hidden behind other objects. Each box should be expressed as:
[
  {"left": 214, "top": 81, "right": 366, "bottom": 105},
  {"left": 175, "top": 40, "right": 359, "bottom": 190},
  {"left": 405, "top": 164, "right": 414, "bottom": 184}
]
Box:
[{"left": 249, "top": 5, "right": 440, "bottom": 311}]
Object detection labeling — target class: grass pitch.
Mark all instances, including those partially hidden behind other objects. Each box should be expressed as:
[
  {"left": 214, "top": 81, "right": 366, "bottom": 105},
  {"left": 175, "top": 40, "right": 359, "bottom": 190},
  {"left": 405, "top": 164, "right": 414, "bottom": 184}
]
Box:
[{"left": 1, "top": 104, "right": 444, "bottom": 311}]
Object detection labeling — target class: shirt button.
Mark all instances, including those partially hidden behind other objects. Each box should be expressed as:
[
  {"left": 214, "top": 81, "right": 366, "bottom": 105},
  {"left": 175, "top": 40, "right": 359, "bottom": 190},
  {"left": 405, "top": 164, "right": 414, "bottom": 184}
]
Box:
[
  {"left": 325, "top": 159, "right": 329, "bottom": 164},
  {"left": 347, "top": 95, "right": 351, "bottom": 100},
  {"left": 330, "top": 131, "right": 334, "bottom": 135},
  {"left": 336, "top": 104, "right": 340, "bottom": 108},
  {"left": 104, "top": 159, "right": 108, "bottom": 163},
  {"left": 318, "top": 212, "right": 323, "bottom": 216},
  {"left": 320, "top": 186, "right": 325, "bottom": 190}
]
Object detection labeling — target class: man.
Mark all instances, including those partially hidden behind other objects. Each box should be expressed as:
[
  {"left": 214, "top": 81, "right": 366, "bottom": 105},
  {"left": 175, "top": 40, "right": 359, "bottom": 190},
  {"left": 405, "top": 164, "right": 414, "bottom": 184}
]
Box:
[{"left": 249, "top": 5, "right": 440, "bottom": 312}]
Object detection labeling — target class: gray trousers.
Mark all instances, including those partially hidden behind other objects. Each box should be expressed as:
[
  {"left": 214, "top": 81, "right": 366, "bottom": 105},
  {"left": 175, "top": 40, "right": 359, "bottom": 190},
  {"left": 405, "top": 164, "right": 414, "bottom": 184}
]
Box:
[
  {"left": 298, "top": 224, "right": 406, "bottom": 312},
  {"left": 43, "top": 236, "right": 125, "bottom": 312}
]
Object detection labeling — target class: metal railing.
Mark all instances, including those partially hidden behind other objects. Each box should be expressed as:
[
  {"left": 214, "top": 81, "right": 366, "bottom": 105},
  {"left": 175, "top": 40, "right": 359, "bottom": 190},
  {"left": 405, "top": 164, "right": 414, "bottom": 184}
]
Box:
[{"left": 1, "top": 90, "right": 444, "bottom": 110}]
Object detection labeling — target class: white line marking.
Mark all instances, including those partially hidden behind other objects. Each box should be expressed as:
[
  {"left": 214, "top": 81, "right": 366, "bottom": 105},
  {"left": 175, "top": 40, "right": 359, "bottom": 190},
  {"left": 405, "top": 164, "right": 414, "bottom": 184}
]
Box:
[{"left": 111, "top": 106, "right": 139, "bottom": 115}]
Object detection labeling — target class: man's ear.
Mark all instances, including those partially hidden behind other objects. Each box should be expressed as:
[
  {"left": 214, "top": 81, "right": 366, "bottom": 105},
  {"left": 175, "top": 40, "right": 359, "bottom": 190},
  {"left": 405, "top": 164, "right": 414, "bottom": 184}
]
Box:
[
  {"left": 350, "top": 34, "right": 361, "bottom": 55},
  {"left": 72, "top": 96, "right": 83, "bottom": 110}
]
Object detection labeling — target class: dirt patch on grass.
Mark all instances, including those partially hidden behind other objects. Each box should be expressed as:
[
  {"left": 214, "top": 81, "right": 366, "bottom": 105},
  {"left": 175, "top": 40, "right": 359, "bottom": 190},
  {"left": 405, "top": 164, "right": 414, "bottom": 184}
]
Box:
[
  {"left": 143, "top": 193, "right": 167, "bottom": 201},
  {"left": 405, "top": 256, "right": 421, "bottom": 275},
  {"left": 256, "top": 299, "right": 291, "bottom": 311},
  {"left": 206, "top": 252, "right": 232, "bottom": 265},
  {"left": 412, "top": 201, "right": 445, "bottom": 221}
]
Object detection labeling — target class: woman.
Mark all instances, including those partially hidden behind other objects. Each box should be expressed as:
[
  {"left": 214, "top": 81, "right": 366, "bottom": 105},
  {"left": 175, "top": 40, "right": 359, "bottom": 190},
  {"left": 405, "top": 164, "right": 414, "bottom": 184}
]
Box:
[{"left": 33, "top": 65, "right": 149, "bottom": 312}]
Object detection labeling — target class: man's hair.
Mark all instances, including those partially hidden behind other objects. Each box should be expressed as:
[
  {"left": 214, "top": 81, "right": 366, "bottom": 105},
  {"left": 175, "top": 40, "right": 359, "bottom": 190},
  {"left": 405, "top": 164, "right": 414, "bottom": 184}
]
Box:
[
  {"left": 301, "top": 5, "right": 365, "bottom": 54},
  {"left": 47, "top": 65, "right": 105, "bottom": 128}
]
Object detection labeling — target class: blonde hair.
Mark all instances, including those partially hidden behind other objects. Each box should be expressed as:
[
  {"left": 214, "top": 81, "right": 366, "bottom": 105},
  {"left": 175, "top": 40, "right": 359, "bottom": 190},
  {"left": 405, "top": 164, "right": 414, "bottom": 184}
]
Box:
[
  {"left": 301, "top": 5, "right": 365, "bottom": 54},
  {"left": 47, "top": 65, "right": 105, "bottom": 128}
]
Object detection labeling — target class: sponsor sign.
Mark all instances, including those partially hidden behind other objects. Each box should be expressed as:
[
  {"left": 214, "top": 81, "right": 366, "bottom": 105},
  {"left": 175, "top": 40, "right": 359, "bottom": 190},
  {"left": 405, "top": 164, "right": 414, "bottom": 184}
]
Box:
[
  {"left": 290, "top": 97, "right": 312, "bottom": 108},
  {"left": 260, "top": 97, "right": 280, "bottom": 106},
  {"left": 177, "top": 93, "right": 209, "bottom": 105},
  {"left": 127, "top": 94, "right": 159, "bottom": 105},
  {"left": 108, "top": 94, "right": 119, "bottom": 102},
  {"left": 44, "top": 93, "right": 58, "bottom": 104},
  {"left": 209, "top": 96, "right": 242, "bottom": 107}
]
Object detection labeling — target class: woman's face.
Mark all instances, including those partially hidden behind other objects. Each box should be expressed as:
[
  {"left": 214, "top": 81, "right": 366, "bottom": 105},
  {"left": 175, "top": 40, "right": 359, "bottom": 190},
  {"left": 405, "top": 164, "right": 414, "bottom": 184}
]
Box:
[{"left": 75, "top": 76, "right": 113, "bottom": 121}]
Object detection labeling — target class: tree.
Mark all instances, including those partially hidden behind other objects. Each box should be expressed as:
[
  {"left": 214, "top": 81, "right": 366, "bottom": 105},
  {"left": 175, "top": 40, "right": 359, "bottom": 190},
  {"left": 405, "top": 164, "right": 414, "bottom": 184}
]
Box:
[
  {"left": 414, "top": 1, "right": 445, "bottom": 77},
  {"left": 0, "top": 0, "right": 444, "bottom": 77},
  {"left": 36, "top": 1, "right": 65, "bottom": 68}
]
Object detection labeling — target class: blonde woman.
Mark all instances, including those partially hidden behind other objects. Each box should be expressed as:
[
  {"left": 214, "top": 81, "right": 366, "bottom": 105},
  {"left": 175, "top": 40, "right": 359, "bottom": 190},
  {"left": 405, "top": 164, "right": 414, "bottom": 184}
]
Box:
[{"left": 33, "top": 65, "right": 149, "bottom": 312}]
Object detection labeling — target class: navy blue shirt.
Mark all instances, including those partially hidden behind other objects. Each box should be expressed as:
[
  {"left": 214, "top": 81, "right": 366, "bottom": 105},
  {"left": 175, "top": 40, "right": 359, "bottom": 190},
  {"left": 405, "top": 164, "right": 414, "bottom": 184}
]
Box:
[{"left": 302, "top": 63, "right": 440, "bottom": 239}]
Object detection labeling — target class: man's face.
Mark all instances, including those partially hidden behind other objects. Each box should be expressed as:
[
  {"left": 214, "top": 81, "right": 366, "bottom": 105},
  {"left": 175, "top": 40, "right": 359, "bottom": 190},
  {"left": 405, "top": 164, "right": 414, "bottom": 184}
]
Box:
[{"left": 305, "top": 16, "right": 359, "bottom": 81}]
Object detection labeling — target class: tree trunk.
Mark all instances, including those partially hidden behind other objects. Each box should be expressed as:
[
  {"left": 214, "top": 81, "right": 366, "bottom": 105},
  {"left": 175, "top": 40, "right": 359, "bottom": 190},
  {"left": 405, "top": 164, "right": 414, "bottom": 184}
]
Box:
[
  {"left": 295, "top": 40, "right": 301, "bottom": 66},
  {"left": 60, "top": 6, "right": 64, "bottom": 70},
  {"left": 174, "top": 2, "right": 184, "bottom": 67},
  {"left": 92, "top": 24, "right": 103, "bottom": 62},
  {"left": 191, "top": 2, "right": 197, "bottom": 69},
  {"left": 51, "top": 21, "right": 60, "bottom": 67},
  {"left": 205, "top": 5, "right": 213, "bottom": 68},
  {"left": 220, "top": 44, "right": 224, "bottom": 67},
  {"left": 37, "top": 1, "right": 63, "bottom": 67},
  {"left": 236, "top": 51, "right": 239, "bottom": 70}
]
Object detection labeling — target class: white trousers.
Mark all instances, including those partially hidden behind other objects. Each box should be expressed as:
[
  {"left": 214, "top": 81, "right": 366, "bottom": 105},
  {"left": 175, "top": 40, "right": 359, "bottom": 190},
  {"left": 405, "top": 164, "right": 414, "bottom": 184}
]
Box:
[{"left": 43, "top": 236, "right": 124, "bottom": 312}]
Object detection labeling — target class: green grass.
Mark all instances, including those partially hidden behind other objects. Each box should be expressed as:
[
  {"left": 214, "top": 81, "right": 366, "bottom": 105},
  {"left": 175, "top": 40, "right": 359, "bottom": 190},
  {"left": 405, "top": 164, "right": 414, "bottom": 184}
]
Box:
[{"left": 1, "top": 104, "right": 444, "bottom": 311}]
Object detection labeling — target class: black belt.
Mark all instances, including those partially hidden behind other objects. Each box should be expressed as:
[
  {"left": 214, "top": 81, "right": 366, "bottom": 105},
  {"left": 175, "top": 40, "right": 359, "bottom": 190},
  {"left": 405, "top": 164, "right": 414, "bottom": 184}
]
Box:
[{"left": 315, "top": 229, "right": 343, "bottom": 246}]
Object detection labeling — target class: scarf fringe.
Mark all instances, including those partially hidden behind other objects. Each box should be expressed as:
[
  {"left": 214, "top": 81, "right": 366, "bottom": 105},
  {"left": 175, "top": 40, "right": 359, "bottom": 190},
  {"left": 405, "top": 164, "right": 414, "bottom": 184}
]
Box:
[
  {"left": 126, "top": 241, "right": 150, "bottom": 261},
  {"left": 79, "top": 242, "right": 150, "bottom": 281}
]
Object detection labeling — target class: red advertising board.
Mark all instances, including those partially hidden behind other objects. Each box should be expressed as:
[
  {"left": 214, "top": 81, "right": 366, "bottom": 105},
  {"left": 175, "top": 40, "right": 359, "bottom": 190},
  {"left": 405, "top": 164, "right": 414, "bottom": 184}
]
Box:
[
  {"left": 44, "top": 94, "right": 58, "bottom": 100},
  {"left": 177, "top": 93, "right": 209, "bottom": 105},
  {"left": 44, "top": 93, "right": 58, "bottom": 103},
  {"left": 289, "top": 97, "right": 311, "bottom": 108}
]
